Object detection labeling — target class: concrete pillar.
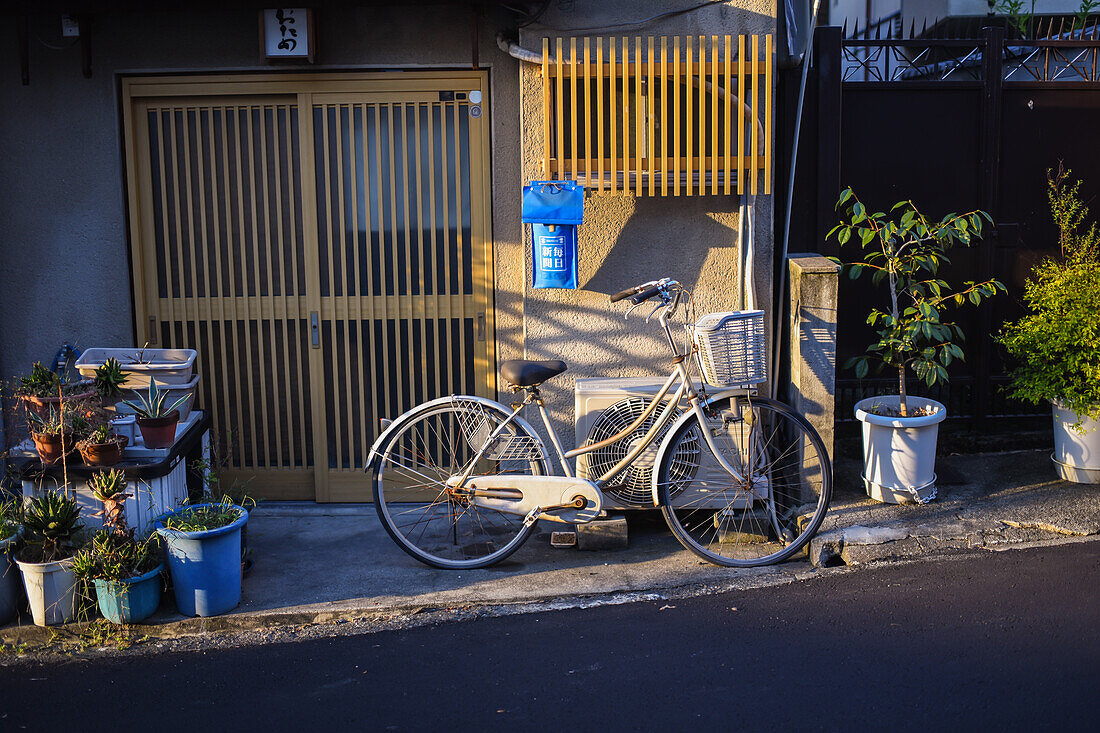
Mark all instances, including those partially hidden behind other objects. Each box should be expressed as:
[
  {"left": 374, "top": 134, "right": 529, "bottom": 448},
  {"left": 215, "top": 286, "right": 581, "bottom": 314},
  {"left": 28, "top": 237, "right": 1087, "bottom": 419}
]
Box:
[{"left": 786, "top": 254, "right": 840, "bottom": 495}]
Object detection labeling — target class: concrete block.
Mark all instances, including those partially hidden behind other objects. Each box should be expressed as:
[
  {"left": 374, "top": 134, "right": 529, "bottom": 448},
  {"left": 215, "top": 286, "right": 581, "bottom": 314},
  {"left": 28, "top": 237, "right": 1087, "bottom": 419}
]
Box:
[{"left": 575, "top": 516, "right": 629, "bottom": 551}]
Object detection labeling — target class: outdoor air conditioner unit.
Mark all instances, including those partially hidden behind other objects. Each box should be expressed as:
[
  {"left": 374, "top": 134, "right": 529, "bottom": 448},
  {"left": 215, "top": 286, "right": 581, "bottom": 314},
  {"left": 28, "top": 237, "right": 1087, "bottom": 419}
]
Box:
[{"left": 574, "top": 378, "right": 760, "bottom": 512}]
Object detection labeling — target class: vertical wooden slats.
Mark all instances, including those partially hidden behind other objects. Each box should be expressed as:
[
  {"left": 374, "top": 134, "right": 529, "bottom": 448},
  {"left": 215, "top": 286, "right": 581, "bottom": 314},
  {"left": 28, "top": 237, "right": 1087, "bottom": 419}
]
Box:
[
  {"left": 660, "top": 37, "right": 668, "bottom": 197},
  {"left": 673, "top": 36, "right": 680, "bottom": 197},
  {"left": 540, "top": 33, "right": 774, "bottom": 196},
  {"left": 634, "top": 36, "right": 642, "bottom": 196},
  {"left": 596, "top": 38, "right": 604, "bottom": 194},
  {"left": 751, "top": 34, "right": 760, "bottom": 196},
  {"left": 555, "top": 38, "right": 564, "bottom": 180},
  {"left": 257, "top": 106, "right": 280, "bottom": 466},
  {"left": 684, "top": 37, "right": 693, "bottom": 196},
  {"left": 621, "top": 36, "right": 630, "bottom": 193},
  {"left": 737, "top": 34, "right": 745, "bottom": 196},
  {"left": 710, "top": 35, "right": 719, "bottom": 195},
  {"left": 696, "top": 35, "right": 705, "bottom": 197},
  {"left": 542, "top": 38, "right": 551, "bottom": 179},
  {"left": 647, "top": 35, "right": 655, "bottom": 197},
  {"left": 451, "top": 100, "right": 468, "bottom": 400},
  {"left": 608, "top": 38, "right": 617, "bottom": 194},
  {"left": 723, "top": 35, "right": 731, "bottom": 195},
  {"left": 765, "top": 33, "right": 773, "bottom": 195},
  {"left": 584, "top": 38, "right": 592, "bottom": 186},
  {"left": 569, "top": 37, "right": 578, "bottom": 181},
  {"left": 270, "top": 106, "right": 297, "bottom": 467}
]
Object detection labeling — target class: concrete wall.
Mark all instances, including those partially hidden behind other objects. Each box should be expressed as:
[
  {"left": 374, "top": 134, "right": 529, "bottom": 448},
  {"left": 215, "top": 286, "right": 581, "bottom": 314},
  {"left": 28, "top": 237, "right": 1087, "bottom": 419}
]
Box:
[
  {"left": 0, "top": 5, "right": 525, "bottom": 382},
  {"left": 518, "top": 0, "right": 776, "bottom": 447},
  {"left": 0, "top": 0, "right": 778, "bottom": 456}
]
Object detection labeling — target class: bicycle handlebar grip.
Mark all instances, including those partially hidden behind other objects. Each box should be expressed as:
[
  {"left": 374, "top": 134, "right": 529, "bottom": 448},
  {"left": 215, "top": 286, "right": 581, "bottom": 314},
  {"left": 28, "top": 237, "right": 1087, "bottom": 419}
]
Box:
[
  {"left": 610, "top": 286, "right": 640, "bottom": 303},
  {"left": 630, "top": 285, "right": 662, "bottom": 305}
]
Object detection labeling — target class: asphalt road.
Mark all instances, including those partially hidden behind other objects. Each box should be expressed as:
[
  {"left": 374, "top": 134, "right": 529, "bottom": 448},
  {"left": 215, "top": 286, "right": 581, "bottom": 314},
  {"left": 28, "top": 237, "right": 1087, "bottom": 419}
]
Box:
[{"left": 2, "top": 542, "right": 1098, "bottom": 731}]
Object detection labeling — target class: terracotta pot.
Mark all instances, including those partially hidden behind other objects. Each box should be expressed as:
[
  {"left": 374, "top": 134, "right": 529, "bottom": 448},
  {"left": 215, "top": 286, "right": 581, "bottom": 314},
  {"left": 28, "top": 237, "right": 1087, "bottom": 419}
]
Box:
[
  {"left": 77, "top": 435, "right": 130, "bottom": 466},
  {"left": 19, "top": 390, "right": 96, "bottom": 420},
  {"left": 31, "top": 432, "right": 77, "bottom": 465},
  {"left": 136, "top": 411, "right": 180, "bottom": 449}
]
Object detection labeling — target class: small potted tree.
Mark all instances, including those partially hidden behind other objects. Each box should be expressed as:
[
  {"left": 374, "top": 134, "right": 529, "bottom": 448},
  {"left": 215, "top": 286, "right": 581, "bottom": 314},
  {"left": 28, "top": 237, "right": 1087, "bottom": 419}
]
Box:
[
  {"left": 122, "top": 378, "right": 189, "bottom": 449},
  {"left": 830, "top": 188, "right": 1005, "bottom": 503},
  {"left": 0, "top": 497, "right": 23, "bottom": 624},
  {"left": 14, "top": 491, "right": 83, "bottom": 626},
  {"left": 996, "top": 166, "right": 1100, "bottom": 483},
  {"left": 155, "top": 497, "right": 249, "bottom": 617},
  {"left": 72, "top": 470, "right": 164, "bottom": 624}
]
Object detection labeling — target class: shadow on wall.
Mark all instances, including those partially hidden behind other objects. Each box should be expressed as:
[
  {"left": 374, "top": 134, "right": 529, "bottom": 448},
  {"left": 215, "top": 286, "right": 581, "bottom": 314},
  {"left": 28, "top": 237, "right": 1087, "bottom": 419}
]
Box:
[
  {"left": 794, "top": 307, "right": 837, "bottom": 420},
  {"left": 583, "top": 195, "right": 742, "bottom": 297}
]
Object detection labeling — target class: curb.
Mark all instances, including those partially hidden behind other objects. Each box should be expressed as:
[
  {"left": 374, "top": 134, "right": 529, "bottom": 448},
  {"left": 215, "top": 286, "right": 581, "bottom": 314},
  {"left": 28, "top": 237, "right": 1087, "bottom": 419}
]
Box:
[{"left": 4, "top": 532, "right": 1098, "bottom": 651}]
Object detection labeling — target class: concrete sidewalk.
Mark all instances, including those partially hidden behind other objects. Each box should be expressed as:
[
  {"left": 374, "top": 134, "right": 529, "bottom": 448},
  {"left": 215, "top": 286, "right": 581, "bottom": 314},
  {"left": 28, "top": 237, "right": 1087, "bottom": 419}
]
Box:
[{"left": 2, "top": 447, "right": 1098, "bottom": 644}]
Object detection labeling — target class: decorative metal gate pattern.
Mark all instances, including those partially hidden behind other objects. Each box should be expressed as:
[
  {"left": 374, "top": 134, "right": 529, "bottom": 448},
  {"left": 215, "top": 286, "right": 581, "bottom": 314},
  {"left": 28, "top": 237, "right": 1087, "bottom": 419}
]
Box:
[{"left": 122, "top": 73, "right": 495, "bottom": 501}]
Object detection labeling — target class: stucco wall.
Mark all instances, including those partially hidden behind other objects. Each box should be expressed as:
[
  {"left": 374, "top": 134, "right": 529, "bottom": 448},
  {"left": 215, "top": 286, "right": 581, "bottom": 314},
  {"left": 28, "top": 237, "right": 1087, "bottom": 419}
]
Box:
[
  {"left": 0, "top": 1, "right": 777, "bottom": 458},
  {"left": 518, "top": 0, "right": 777, "bottom": 448},
  {"left": 0, "top": 6, "right": 525, "bottom": 385}
]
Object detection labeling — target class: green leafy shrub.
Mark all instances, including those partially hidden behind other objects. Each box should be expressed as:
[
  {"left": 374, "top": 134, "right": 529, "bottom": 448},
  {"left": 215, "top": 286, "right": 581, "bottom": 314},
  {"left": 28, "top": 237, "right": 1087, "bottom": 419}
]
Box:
[
  {"left": 829, "top": 188, "right": 1006, "bottom": 416},
  {"left": 996, "top": 166, "right": 1100, "bottom": 427}
]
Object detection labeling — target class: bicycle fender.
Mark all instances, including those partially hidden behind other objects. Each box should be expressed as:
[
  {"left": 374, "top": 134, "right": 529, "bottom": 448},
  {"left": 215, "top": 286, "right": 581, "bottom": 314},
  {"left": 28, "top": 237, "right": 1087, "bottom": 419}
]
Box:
[
  {"left": 650, "top": 388, "right": 756, "bottom": 506},
  {"left": 364, "top": 395, "right": 548, "bottom": 474}
]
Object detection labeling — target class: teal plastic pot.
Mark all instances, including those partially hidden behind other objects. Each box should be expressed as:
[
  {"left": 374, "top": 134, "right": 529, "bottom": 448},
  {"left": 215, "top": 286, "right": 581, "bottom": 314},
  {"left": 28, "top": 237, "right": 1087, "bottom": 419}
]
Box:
[
  {"left": 1, "top": 528, "right": 23, "bottom": 624},
  {"left": 93, "top": 563, "right": 164, "bottom": 624},
  {"left": 155, "top": 505, "right": 248, "bottom": 617}
]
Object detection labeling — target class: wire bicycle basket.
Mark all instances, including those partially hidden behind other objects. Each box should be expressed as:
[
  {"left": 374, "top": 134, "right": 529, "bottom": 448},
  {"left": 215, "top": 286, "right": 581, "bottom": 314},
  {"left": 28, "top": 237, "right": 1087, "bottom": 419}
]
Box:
[{"left": 691, "top": 310, "right": 767, "bottom": 387}]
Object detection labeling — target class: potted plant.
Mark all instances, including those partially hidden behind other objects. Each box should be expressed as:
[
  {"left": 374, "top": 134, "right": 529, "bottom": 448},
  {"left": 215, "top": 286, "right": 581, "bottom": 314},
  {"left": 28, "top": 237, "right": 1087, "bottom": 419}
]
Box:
[
  {"left": 123, "top": 378, "right": 189, "bottom": 449},
  {"left": 14, "top": 491, "right": 83, "bottom": 626},
  {"left": 27, "top": 406, "right": 77, "bottom": 465},
  {"left": 14, "top": 361, "right": 95, "bottom": 420},
  {"left": 830, "top": 188, "right": 1006, "bottom": 503},
  {"left": 0, "top": 497, "right": 23, "bottom": 624},
  {"left": 71, "top": 471, "right": 163, "bottom": 624},
  {"left": 155, "top": 497, "right": 249, "bottom": 617},
  {"left": 93, "top": 357, "right": 127, "bottom": 409},
  {"left": 77, "top": 423, "right": 130, "bottom": 466},
  {"left": 996, "top": 165, "right": 1100, "bottom": 484}
]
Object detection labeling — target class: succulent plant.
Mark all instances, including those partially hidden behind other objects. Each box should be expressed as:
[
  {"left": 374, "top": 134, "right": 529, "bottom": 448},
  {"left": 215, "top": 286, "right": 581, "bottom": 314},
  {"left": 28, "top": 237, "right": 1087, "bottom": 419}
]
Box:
[
  {"left": 122, "top": 378, "right": 189, "bottom": 420},
  {"left": 21, "top": 491, "right": 83, "bottom": 562},
  {"left": 72, "top": 530, "right": 160, "bottom": 583},
  {"left": 93, "top": 358, "right": 127, "bottom": 399},
  {"left": 89, "top": 469, "right": 132, "bottom": 535},
  {"left": 16, "top": 362, "right": 64, "bottom": 398}
]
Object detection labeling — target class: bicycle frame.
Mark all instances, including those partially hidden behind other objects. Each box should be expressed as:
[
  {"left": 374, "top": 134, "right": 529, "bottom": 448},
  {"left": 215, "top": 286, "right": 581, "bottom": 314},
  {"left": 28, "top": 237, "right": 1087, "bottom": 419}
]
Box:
[{"left": 452, "top": 303, "right": 750, "bottom": 497}]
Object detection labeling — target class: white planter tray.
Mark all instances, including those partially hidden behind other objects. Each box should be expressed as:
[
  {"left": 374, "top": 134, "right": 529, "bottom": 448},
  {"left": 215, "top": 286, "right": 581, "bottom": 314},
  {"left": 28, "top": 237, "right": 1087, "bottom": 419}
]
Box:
[
  {"left": 75, "top": 347, "right": 197, "bottom": 387},
  {"left": 12, "top": 410, "right": 202, "bottom": 461}
]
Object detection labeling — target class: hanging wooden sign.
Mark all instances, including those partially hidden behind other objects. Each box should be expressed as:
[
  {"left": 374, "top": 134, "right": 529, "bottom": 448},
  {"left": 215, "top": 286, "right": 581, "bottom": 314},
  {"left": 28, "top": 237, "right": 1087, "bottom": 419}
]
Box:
[{"left": 261, "top": 9, "right": 314, "bottom": 62}]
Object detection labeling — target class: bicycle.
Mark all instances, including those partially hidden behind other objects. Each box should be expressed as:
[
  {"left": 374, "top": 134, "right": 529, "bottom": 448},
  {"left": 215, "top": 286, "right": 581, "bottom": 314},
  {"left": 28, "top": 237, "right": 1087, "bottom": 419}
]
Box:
[{"left": 367, "top": 277, "right": 832, "bottom": 570}]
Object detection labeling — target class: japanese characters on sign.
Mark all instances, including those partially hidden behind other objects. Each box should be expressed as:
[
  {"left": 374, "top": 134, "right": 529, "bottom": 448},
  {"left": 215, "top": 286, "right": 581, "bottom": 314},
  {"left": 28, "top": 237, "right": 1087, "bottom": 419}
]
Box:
[{"left": 263, "top": 9, "right": 312, "bottom": 60}]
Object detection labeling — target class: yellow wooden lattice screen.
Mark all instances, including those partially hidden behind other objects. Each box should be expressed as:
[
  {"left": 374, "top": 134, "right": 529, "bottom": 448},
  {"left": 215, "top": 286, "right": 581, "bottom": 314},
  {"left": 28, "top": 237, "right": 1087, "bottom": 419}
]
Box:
[{"left": 541, "top": 34, "right": 772, "bottom": 196}]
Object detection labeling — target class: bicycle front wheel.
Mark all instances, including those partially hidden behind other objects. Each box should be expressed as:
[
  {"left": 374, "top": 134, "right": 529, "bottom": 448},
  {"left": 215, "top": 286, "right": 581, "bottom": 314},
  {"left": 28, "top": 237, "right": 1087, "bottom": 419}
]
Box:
[
  {"left": 656, "top": 395, "right": 832, "bottom": 567},
  {"left": 373, "top": 398, "right": 550, "bottom": 569}
]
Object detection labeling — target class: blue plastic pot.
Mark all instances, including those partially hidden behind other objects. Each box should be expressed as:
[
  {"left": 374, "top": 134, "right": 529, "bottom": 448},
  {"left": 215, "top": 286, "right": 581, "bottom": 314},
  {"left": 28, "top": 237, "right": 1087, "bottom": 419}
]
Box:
[
  {"left": 93, "top": 563, "right": 164, "bottom": 624},
  {"left": 155, "top": 504, "right": 248, "bottom": 617}
]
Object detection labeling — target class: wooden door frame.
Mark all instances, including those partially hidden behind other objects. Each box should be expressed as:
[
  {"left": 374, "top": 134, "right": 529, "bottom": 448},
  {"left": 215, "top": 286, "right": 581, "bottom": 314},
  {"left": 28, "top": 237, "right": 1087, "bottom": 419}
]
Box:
[{"left": 121, "top": 71, "right": 496, "bottom": 502}]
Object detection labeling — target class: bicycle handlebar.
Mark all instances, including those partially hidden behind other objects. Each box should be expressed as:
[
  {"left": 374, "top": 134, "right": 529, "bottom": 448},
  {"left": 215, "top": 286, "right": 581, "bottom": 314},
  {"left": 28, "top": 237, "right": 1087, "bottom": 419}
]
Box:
[{"left": 610, "top": 279, "right": 665, "bottom": 303}]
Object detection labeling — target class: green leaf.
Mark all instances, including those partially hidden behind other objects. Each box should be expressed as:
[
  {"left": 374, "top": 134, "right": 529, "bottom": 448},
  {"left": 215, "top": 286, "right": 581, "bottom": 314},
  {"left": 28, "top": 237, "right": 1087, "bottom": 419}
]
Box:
[{"left": 838, "top": 227, "right": 851, "bottom": 245}]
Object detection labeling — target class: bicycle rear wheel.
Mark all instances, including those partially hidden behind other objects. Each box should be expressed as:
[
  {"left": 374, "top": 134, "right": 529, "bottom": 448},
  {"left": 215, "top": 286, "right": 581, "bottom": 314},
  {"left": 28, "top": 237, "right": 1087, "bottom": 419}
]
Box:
[
  {"left": 656, "top": 395, "right": 832, "bottom": 567},
  {"left": 373, "top": 398, "right": 550, "bottom": 569}
]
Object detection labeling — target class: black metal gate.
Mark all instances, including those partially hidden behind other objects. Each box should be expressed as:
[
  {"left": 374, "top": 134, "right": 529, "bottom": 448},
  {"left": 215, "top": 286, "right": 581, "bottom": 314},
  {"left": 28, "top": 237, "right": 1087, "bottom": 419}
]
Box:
[{"left": 781, "top": 18, "right": 1100, "bottom": 426}]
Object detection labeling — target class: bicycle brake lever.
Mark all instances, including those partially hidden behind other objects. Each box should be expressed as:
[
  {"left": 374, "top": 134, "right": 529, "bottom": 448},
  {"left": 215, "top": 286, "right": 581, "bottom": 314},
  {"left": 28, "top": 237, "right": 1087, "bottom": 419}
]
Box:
[
  {"left": 644, "top": 303, "right": 663, "bottom": 323},
  {"left": 624, "top": 302, "right": 642, "bottom": 319}
]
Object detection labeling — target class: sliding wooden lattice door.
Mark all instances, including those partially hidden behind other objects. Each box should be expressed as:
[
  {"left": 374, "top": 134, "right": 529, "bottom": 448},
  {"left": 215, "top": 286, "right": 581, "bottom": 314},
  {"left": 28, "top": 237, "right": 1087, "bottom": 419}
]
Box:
[{"left": 122, "top": 73, "right": 495, "bottom": 501}]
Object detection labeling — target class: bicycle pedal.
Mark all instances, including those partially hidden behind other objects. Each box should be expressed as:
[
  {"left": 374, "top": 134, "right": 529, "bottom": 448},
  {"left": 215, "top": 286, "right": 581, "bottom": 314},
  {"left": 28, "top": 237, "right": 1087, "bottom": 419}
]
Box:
[{"left": 550, "top": 531, "right": 577, "bottom": 548}]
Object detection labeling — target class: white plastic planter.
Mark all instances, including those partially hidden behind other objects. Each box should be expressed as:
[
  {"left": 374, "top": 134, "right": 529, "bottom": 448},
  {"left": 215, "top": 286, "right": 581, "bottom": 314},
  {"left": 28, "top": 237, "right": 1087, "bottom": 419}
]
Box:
[
  {"left": 1052, "top": 402, "right": 1100, "bottom": 484},
  {"left": 116, "top": 374, "right": 201, "bottom": 420},
  {"left": 15, "top": 556, "right": 78, "bottom": 626},
  {"left": 854, "top": 396, "right": 947, "bottom": 504},
  {"left": 76, "top": 348, "right": 197, "bottom": 388}
]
